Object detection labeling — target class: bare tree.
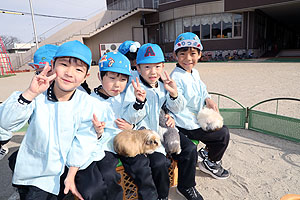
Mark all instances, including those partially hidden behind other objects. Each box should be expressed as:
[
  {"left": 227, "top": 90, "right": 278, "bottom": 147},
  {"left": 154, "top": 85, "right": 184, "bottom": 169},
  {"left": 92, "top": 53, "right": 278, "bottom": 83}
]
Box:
[{"left": 0, "top": 35, "right": 23, "bottom": 49}]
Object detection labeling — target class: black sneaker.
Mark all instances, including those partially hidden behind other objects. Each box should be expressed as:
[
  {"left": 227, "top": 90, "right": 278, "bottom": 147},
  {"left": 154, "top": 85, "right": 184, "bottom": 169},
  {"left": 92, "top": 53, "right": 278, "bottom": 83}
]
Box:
[
  {"left": 199, "top": 158, "right": 230, "bottom": 180},
  {"left": 176, "top": 186, "right": 203, "bottom": 200},
  {"left": 197, "top": 147, "right": 208, "bottom": 162}
]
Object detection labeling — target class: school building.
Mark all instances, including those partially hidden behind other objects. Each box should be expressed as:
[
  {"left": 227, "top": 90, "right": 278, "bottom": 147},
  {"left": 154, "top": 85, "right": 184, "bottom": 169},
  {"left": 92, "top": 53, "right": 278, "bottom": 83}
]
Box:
[
  {"left": 12, "top": 0, "right": 300, "bottom": 68},
  {"left": 103, "top": 0, "right": 300, "bottom": 61},
  {"left": 144, "top": 0, "right": 300, "bottom": 60}
]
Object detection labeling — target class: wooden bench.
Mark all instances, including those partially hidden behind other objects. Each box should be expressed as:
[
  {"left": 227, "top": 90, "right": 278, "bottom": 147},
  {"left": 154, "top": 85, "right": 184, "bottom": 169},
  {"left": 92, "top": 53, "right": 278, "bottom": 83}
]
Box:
[
  {"left": 73, "top": 159, "right": 178, "bottom": 200},
  {"left": 116, "top": 159, "right": 178, "bottom": 200},
  {"left": 116, "top": 140, "right": 198, "bottom": 199}
]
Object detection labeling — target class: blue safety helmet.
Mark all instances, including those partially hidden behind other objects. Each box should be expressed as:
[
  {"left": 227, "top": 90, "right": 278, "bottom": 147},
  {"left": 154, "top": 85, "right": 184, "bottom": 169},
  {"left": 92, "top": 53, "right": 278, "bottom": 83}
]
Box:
[
  {"left": 29, "top": 44, "right": 58, "bottom": 70},
  {"left": 118, "top": 41, "right": 141, "bottom": 55},
  {"left": 98, "top": 52, "right": 131, "bottom": 76},
  {"left": 136, "top": 43, "right": 165, "bottom": 65},
  {"left": 53, "top": 40, "right": 92, "bottom": 68},
  {"left": 174, "top": 32, "right": 203, "bottom": 52}
]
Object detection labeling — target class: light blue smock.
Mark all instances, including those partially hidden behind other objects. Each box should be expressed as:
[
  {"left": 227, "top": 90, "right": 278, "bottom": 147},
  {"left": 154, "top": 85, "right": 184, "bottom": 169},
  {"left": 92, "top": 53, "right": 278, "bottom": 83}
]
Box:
[
  {"left": 122, "top": 76, "right": 184, "bottom": 155},
  {"left": 0, "top": 90, "right": 106, "bottom": 195},
  {"left": 88, "top": 92, "right": 123, "bottom": 155},
  {"left": 0, "top": 124, "right": 12, "bottom": 141},
  {"left": 170, "top": 66, "right": 211, "bottom": 130},
  {"left": 125, "top": 70, "right": 139, "bottom": 90}
]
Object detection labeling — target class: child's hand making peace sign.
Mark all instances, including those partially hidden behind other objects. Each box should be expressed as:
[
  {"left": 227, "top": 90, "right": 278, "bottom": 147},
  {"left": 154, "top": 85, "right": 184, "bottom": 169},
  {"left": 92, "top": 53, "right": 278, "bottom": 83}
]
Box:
[
  {"left": 92, "top": 114, "right": 106, "bottom": 139},
  {"left": 161, "top": 71, "right": 178, "bottom": 98},
  {"left": 131, "top": 77, "right": 146, "bottom": 102},
  {"left": 22, "top": 63, "right": 57, "bottom": 101}
]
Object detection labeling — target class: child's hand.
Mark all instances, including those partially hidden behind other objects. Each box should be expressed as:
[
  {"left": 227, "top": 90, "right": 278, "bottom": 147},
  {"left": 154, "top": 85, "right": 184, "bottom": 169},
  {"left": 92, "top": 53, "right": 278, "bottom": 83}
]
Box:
[
  {"left": 165, "top": 114, "right": 175, "bottom": 128},
  {"left": 115, "top": 118, "right": 134, "bottom": 130},
  {"left": 132, "top": 77, "right": 146, "bottom": 102},
  {"left": 22, "top": 63, "right": 57, "bottom": 101},
  {"left": 64, "top": 167, "right": 83, "bottom": 200},
  {"left": 162, "top": 71, "right": 178, "bottom": 98},
  {"left": 205, "top": 98, "right": 219, "bottom": 112},
  {"left": 64, "top": 178, "right": 83, "bottom": 200},
  {"left": 92, "top": 113, "right": 105, "bottom": 138}
]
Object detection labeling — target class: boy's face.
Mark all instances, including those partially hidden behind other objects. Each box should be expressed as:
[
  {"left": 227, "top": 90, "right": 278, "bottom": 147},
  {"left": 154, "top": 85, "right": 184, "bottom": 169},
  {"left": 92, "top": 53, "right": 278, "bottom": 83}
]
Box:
[
  {"left": 51, "top": 57, "right": 87, "bottom": 93},
  {"left": 137, "top": 63, "right": 164, "bottom": 86},
  {"left": 176, "top": 48, "right": 201, "bottom": 72},
  {"left": 100, "top": 71, "right": 128, "bottom": 97}
]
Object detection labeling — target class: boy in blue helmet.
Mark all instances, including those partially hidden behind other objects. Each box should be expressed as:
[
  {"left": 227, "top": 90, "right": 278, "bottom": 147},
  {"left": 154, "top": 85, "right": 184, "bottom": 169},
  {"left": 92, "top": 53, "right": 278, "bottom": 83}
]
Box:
[
  {"left": 121, "top": 43, "right": 185, "bottom": 200},
  {"left": 94, "top": 51, "right": 133, "bottom": 130},
  {"left": 118, "top": 40, "right": 141, "bottom": 71},
  {"left": 0, "top": 40, "right": 110, "bottom": 200},
  {"left": 170, "top": 32, "right": 230, "bottom": 182},
  {"left": 57, "top": 52, "right": 130, "bottom": 200},
  {"left": 0, "top": 44, "right": 59, "bottom": 161},
  {"left": 28, "top": 44, "right": 59, "bottom": 75},
  {"left": 76, "top": 51, "right": 134, "bottom": 200}
]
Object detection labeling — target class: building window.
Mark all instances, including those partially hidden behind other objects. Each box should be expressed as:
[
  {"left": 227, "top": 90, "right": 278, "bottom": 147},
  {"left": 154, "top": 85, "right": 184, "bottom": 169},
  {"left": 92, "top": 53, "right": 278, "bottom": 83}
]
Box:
[
  {"left": 162, "top": 21, "right": 175, "bottom": 42},
  {"left": 159, "top": 0, "right": 179, "bottom": 4},
  {"left": 234, "top": 14, "right": 242, "bottom": 37},
  {"left": 223, "top": 21, "right": 232, "bottom": 38},
  {"left": 212, "top": 21, "right": 221, "bottom": 38},
  {"left": 161, "top": 13, "right": 243, "bottom": 43},
  {"left": 192, "top": 16, "right": 200, "bottom": 38},
  {"left": 175, "top": 18, "right": 183, "bottom": 37},
  {"left": 154, "top": 0, "right": 159, "bottom": 8},
  {"left": 201, "top": 24, "right": 210, "bottom": 39},
  {"left": 183, "top": 17, "right": 191, "bottom": 32},
  {"left": 164, "top": 22, "right": 169, "bottom": 43},
  {"left": 222, "top": 13, "right": 233, "bottom": 38},
  {"left": 168, "top": 20, "right": 175, "bottom": 42}
]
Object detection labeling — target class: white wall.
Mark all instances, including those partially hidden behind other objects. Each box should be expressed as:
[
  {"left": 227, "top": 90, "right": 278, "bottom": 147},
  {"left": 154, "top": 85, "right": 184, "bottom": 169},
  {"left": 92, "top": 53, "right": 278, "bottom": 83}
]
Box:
[{"left": 84, "top": 13, "right": 147, "bottom": 62}]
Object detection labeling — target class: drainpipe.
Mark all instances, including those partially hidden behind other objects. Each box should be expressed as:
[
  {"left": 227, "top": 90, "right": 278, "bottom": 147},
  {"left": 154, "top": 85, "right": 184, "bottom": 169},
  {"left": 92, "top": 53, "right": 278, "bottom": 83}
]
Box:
[{"left": 141, "top": 13, "right": 146, "bottom": 44}]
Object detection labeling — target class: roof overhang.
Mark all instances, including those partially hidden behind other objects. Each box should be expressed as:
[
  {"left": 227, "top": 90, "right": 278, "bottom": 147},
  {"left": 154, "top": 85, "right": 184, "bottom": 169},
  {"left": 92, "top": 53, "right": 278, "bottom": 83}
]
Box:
[{"left": 225, "top": 0, "right": 300, "bottom": 33}]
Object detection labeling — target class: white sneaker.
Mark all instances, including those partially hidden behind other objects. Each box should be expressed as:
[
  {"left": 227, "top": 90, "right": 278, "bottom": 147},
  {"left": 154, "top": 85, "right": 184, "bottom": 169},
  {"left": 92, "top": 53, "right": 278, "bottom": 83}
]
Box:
[
  {"left": 198, "top": 158, "right": 230, "bottom": 180},
  {"left": 0, "top": 145, "right": 9, "bottom": 160},
  {"left": 197, "top": 147, "right": 208, "bottom": 162}
]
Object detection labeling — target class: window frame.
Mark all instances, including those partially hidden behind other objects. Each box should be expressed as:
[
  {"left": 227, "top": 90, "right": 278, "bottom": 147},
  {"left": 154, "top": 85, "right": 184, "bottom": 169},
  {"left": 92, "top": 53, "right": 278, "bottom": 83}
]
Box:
[{"left": 160, "top": 13, "right": 243, "bottom": 44}]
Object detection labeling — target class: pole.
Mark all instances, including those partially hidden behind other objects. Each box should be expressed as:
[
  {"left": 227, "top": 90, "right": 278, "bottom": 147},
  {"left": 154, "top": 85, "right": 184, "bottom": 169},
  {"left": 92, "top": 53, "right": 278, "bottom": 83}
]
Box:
[{"left": 29, "top": 0, "right": 39, "bottom": 49}]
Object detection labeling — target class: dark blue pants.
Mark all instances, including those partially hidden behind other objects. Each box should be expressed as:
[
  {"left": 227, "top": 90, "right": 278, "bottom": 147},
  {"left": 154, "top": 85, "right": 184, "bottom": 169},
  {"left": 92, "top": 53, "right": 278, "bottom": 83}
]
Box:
[
  {"left": 177, "top": 125, "right": 230, "bottom": 161},
  {"left": 171, "top": 131, "right": 198, "bottom": 189},
  {"left": 59, "top": 151, "right": 122, "bottom": 200},
  {"left": 119, "top": 152, "right": 170, "bottom": 199},
  {"left": 15, "top": 185, "right": 57, "bottom": 200}
]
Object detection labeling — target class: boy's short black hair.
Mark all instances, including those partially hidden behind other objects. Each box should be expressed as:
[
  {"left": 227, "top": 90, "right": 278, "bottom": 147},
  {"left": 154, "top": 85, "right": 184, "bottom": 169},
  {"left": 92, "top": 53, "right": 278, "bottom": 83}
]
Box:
[
  {"left": 100, "top": 71, "right": 130, "bottom": 82},
  {"left": 53, "top": 56, "right": 89, "bottom": 75},
  {"left": 175, "top": 47, "right": 201, "bottom": 55},
  {"left": 125, "top": 51, "right": 138, "bottom": 61}
]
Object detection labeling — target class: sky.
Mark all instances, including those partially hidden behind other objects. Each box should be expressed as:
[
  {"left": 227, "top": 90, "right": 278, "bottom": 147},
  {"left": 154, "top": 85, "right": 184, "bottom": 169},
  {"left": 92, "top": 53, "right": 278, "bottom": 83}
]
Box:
[{"left": 0, "top": 0, "right": 107, "bottom": 43}]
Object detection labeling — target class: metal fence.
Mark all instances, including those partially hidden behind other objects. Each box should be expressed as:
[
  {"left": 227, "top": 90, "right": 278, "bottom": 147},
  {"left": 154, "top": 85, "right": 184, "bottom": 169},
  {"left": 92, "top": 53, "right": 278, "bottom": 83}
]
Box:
[
  {"left": 210, "top": 93, "right": 300, "bottom": 142},
  {"left": 248, "top": 98, "right": 300, "bottom": 142},
  {"left": 210, "top": 92, "right": 246, "bottom": 129}
]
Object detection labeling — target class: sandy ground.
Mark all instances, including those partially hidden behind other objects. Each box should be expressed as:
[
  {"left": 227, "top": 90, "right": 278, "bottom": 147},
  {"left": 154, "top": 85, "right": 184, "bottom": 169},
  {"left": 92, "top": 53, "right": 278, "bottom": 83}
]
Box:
[{"left": 0, "top": 62, "right": 300, "bottom": 200}]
